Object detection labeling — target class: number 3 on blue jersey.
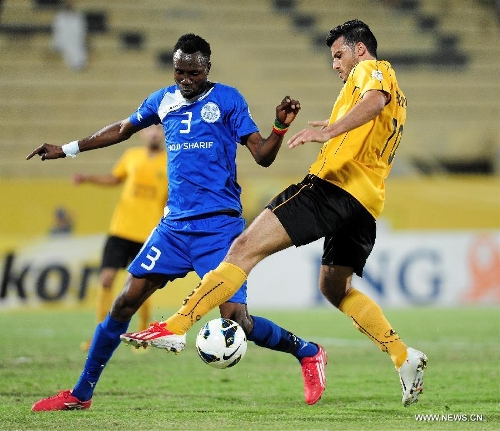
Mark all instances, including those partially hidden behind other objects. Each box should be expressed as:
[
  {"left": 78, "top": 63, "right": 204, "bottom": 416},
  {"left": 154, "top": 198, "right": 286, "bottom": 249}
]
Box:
[
  {"left": 180, "top": 112, "right": 192, "bottom": 134},
  {"left": 140, "top": 246, "right": 161, "bottom": 270}
]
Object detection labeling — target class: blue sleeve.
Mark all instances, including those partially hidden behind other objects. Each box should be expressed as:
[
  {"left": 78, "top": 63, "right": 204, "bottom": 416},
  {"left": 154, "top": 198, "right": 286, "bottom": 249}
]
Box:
[
  {"left": 129, "top": 88, "right": 164, "bottom": 127},
  {"left": 226, "top": 88, "right": 259, "bottom": 143}
]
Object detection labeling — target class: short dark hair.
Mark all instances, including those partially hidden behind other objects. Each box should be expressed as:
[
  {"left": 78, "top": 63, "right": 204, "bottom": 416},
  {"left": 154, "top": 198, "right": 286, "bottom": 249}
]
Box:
[
  {"left": 174, "top": 34, "right": 211, "bottom": 59},
  {"left": 326, "top": 19, "right": 378, "bottom": 58}
]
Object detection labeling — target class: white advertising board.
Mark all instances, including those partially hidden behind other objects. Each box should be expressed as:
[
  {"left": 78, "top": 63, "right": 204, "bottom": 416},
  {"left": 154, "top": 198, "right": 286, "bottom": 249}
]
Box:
[
  {"left": 1, "top": 229, "right": 498, "bottom": 309},
  {"left": 247, "top": 229, "right": 499, "bottom": 308}
]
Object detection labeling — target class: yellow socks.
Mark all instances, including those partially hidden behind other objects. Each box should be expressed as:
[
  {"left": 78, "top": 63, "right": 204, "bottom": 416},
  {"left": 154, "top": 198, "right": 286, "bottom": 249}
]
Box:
[
  {"left": 339, "top": 287, "right": 408, "bottom": 368},
  {"left": 95, "top": 286, "right": 114, "bottom": 324},
  {"left": 166, "top": 262, "right": 247, "bottom": 334}
]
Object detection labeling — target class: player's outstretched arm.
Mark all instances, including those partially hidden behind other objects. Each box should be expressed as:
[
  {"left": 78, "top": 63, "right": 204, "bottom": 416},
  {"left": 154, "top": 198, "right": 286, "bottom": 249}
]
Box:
[
  {"left": 26, "top": 118, "right": 141, "bottom": 161},
  {"left": 245, "top": 96, "right": 301, "bottom": 167},
  {"left": 73, "top": 173, "right": 122, "bottom": 186},
  {"left": 287, "top": 90, "right": 386, "bottom": 149}
]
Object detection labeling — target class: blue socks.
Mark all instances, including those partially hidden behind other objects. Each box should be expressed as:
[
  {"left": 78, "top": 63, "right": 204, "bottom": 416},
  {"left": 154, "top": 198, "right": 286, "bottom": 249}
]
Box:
[
  {"left": 72, "top": 314, "right": 129, "bottom": 402},
  {"left": 72, "top": 314, "right": 317, "bottom": 401},
  {"left": 247, "top": 315, "right": 318, "bottom": 361}
]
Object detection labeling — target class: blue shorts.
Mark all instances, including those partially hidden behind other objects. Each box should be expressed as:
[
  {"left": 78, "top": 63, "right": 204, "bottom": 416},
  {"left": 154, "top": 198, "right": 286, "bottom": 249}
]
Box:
[{"left": 128, "top": 214, "right": 247, "bottom": 304}]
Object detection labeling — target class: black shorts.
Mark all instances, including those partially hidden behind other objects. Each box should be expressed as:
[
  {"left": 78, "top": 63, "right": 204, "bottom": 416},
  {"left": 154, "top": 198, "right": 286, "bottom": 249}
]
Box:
[
  {"left": 101, "top": 235, "right": 144, "bottom": 270},
  {"left": 266, "top": 175, "right": 376, "bottom": 277}
]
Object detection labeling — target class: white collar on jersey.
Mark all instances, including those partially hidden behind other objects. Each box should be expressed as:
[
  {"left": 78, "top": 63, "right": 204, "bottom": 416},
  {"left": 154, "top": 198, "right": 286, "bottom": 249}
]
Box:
[{"left": 158, "top": 82, "right": 216, "bottom": 120}]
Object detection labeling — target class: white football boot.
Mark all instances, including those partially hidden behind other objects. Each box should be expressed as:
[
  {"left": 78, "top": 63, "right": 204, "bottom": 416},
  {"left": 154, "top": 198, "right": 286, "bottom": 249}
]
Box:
[
  {"left": 397, "top": 347, "right": 428, "bottom": 406},
  {"left": 120, "top": 321, "right": 186, "bottom": 353}
]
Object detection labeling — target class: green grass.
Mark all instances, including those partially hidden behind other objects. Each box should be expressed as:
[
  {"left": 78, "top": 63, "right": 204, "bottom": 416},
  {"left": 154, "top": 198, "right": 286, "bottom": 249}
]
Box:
[{"left": 0, "top": 307, "right": 498, "bottom": 430}]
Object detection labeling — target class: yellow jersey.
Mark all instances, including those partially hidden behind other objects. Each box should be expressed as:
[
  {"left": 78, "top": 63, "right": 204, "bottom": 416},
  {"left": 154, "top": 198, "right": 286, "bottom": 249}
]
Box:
[
  {"left": 308, "top": 60, "right": 407, "bottom": 219},
  {"left": 109, "top": 146, "right": 168, "bottom": 242}
]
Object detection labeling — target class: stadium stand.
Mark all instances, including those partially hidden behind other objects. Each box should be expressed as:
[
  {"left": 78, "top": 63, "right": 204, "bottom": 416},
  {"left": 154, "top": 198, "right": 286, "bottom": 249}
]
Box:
[{"left": 0, "top": 0, "right": 498, "bottom": 178}]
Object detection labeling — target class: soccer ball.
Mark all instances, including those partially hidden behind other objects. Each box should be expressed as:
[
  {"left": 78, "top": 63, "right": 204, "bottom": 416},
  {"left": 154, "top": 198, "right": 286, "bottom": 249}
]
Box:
[{"left": 195, "top": 318, "right": 247, "bottom": 369}]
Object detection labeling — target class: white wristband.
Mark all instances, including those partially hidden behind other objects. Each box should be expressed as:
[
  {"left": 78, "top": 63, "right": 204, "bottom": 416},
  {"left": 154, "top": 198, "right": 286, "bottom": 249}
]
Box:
[{"left": 61, "top": 141, "right": 80, "bottom": 158}]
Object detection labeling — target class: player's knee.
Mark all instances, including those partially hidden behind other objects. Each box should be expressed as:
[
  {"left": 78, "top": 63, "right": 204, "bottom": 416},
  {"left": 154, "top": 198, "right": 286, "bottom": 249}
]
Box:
[
  {"left": 319, "top": 275, "right": 351, "bottom": 308},
  {"left": 110, "top": 292, "right": 139, "bottom": 320},
  {"left": 101, "top": 280, "right": 114, "bottom": 289},
  {"left": 319, "top": 265, "right": 353, "bottom": 308},
  {"left": 231, "top": 230, "right": 248, "bottom": 249},
  {"left": 219, "top": 304, "right": 253, "bottom": 335},
  {"left": 320, "top": 283, "right": 346, "bottom": 308},
  {"left": 100, "top": 270, "right": 116, "bottom": 289},
  {"left": 227, "top": 231, "right": 255, "bottom": 260},
  {"left": 232, "top": 314, "right": 253, "bottom": 335}
]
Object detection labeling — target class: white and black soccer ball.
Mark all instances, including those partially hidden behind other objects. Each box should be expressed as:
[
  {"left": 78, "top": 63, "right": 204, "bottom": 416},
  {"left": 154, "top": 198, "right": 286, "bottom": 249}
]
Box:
[{"left": 195, "top": 318, "right": 247, "bottom": 369}]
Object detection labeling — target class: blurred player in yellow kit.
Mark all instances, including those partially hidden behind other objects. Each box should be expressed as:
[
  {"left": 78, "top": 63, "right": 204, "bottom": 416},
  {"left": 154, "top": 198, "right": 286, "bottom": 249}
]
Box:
[{"left": 75, "top": 124, "right": 167, "bottom": 350}]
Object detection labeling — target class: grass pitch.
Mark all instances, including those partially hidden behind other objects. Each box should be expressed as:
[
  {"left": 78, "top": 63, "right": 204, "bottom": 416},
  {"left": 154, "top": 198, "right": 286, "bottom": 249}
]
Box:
[{"left": 0, "top": 306, "right": 498, "bottom": 431}]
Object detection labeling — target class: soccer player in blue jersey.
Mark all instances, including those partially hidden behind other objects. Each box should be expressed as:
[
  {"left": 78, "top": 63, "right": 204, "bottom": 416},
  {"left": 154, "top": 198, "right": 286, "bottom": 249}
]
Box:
[{"left": 28, "top": 33, "right": 327, "bottom": 411}]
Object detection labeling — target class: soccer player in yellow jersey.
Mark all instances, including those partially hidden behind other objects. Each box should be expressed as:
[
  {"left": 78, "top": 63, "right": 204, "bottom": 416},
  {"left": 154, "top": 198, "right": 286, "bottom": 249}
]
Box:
[
  {"left": 127, "top": 20, "right": 428, "bottom": 407},
  {"left": 74, "top": 124, "right": 167, "bottom": 349}
]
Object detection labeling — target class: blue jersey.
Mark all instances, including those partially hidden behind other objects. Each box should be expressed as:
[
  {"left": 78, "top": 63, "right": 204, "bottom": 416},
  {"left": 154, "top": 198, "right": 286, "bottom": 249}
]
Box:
[{"left": 129, "top": 83, "right": 259, "bottom": 220}]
